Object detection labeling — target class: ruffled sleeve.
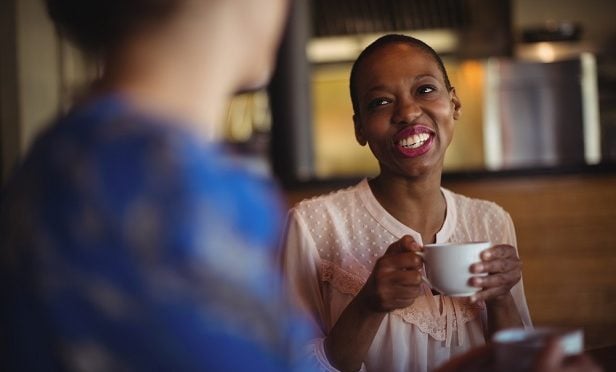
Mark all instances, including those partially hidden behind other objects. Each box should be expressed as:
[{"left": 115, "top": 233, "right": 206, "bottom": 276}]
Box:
[{"left": 295, "top": 338, "right": 367, "bottom": 372}]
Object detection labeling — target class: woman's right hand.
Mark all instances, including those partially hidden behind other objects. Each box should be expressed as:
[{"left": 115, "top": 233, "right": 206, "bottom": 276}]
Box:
[{"left": 360, "top": 235, "right": 425, "bottom": 312}]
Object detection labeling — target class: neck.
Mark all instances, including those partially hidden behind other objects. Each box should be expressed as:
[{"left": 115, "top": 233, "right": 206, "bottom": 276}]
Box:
[
  {"left": 369, "top": 170, "right": 446, "bottom": 244},
  {"left": 101, "top": 61, "right": 233, "bottom": 141}
]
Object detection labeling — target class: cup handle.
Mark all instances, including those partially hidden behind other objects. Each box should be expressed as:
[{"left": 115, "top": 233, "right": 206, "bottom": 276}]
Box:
[{"left": 413, "top": 251, "right": 433, "bottom": 288}]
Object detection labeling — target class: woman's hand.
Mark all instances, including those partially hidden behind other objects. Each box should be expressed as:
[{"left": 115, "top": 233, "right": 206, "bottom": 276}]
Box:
[
  {"left": 468, "top": 244, "right": 522, "bottom": 304},
  {"left": 434, "top": 340, "right": 603, "bottom": 372},
  {"left": 534, "top": 338, "right": 603, "bottom": 372},
  {"left": 468, "top": 244, "right": 524, "bottom": 333},
  {"left": 324, "top": 235, "right": 425, "bottom": 371},
  {"left": 359, "top": 235, "right": 424, "bottom": 312}
]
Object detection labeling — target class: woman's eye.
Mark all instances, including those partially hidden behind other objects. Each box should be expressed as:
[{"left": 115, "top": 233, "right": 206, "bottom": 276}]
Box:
[
  {"left": 367, "top": 98, "right": 391, "bottom": 109},
  {"left": 417, "top": 85, "right": 436, "bottom": 94}
]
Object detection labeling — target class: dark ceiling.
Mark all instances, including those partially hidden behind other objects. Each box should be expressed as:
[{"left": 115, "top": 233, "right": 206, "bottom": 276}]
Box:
[{"left": 311, "top": 0, "right": 470, "bottom": 37}]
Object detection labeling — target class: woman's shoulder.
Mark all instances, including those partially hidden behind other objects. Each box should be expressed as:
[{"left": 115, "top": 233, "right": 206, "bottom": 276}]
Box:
[
  {"left": 291, "top": 180, "right": 368, "bottom": 224},
  {"left": 292, "top": 181, "right": 363, "bottom": 212}
]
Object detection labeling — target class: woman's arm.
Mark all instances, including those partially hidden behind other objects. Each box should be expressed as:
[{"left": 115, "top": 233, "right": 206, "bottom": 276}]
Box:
[
  {"left": 324, "top": 290, "right": 387, "bottom": 371},
  {"left": 324, "top": 236, "right": 424, "bottom": 371},
  {"left": 469, "top": 243, "right": 524, "bottom": 336},
  {"left": 485, "top": 292, "right": 524, "bottom": 336},
  {"left": 282, "top": 207, "right": 425, "bottom": 371}
]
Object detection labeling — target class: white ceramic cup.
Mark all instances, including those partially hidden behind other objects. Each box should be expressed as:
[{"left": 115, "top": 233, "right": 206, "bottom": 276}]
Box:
[
  {"left": 417, "top": 241, "right": 491, "bottom": 296},
  {"left": 492, "top": 327, "right": 584, "bottom": 372}
]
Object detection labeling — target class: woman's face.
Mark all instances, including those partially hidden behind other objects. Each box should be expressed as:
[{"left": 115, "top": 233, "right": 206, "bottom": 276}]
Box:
[{"left": 353, "top": 42, "right": 461, "bottom": 179}]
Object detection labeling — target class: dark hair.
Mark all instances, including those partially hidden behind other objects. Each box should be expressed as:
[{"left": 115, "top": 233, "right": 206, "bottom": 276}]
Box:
[
  {"left": 349, "top": 34, "right": 452, "bottom": 115},
  {"left": 45, "top": 0, "right": 181, "bottom": 55}
]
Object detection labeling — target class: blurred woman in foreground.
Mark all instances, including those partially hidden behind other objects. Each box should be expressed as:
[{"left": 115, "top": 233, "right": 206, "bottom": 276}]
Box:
[{"left": 0, "top": 0, "right": 315, "bottom": 370}]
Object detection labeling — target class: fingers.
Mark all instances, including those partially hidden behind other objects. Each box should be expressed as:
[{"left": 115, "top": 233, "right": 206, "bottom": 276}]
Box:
[
  {"left": 534, "top": 338, "right": 563, "bottom": 371},
  {"left": 481, "top": 244, "right": 517, "bottom": 262},
  {"left": 469, "top": 264, "right": 521, "bottom": 303},
  {"left": 384, "top": 235, "right": 421, "bottom": 255},
  {"left": 467, "top": 244, "right": 522, "bottom": 303},
  {"left": 374, "top": 264, "right": 423, "bottom": 291},
  {"left": 469, "top": 269, "right": 521, "bottom": 289},
  {"left": 534, "top": 338, "right": 603, "bottom": 372},
  {"left": 377, "top": 284, "right": 424, "bottom": 310},
  {"left": 471, "top": 257, "right": 521, "bottom": 275},
  {"left": 470, "top": 244, "right": 521, "bottom": 274},
  {"left": 378, "top": 252, "right": 423, "bottom": 273},
  {"left": 371, "top": 270, "right": 423, "bottom": 311},
  {"left": 387, "top": 270, "right": 423, "bottom": 287},
  {"left": 369, "top": 236, "right": 426, "bottom": 311},
  {"left": 378, "top": 236, "right": 424, "bottom": 274}
]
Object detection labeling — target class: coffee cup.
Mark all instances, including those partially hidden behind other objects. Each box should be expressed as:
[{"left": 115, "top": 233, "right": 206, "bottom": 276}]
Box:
[
  {"left": 492, "top": 327, "right": 584, "bottom": 372},
  {"left": 416, "top": 241, "right": 490, "bottom": 297}
]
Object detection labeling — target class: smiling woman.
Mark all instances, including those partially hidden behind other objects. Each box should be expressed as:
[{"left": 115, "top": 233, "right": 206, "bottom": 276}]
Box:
[
  {"left": 280, "top": 34, "right": 532, "bottom": 372},
  {"left": 308, "top": 56, "right": 488, "bottom": 179},
  {"left": 351, "top": 36, "right": 460, "bottom": 183}
]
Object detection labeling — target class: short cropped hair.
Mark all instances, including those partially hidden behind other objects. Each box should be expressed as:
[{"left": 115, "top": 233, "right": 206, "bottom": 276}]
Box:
[
  {"left": 45, "top": 0, "right": 181, "bottom": 55},
  {"left": 349, "top": 34, "right": 452, "bottom": 115}
]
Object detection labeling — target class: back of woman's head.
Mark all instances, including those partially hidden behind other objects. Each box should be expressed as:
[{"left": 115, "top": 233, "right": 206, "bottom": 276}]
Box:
[
  {"left": 45, "top": 0, "right": 181, "bottom": 55},
  {"left": 349, "top": 34, "right": 452, "bottom": 115}
]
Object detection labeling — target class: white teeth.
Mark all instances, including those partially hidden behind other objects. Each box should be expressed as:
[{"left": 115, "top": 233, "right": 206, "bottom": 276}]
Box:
[{"left": 399, "top": 133, "right": 430, "bottom": 149}]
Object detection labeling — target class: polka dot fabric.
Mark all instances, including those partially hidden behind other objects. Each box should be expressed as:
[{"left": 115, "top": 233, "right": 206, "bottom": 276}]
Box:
[{"left": 282, "top": 179, "right": 532, "bottom": 372}]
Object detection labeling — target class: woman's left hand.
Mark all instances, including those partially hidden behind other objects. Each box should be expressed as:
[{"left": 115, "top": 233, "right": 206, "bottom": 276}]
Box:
[{"left": 468, "top": 244, "right": 522, "bottom": 304}]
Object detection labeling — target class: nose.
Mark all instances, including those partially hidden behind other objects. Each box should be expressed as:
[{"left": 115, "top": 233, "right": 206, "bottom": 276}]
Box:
[{"left": 392, "top": 98, "right": 421, "bottom": 125}]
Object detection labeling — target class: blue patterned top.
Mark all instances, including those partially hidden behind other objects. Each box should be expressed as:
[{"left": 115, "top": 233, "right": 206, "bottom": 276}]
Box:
[{"left": 0, "top": 95, "right": 315, "bottom": 371}]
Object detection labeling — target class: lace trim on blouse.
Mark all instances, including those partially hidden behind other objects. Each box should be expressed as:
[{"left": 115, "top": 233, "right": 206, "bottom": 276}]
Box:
[{"left": 320, "top": 259, "right": 484, "bottom": 346}]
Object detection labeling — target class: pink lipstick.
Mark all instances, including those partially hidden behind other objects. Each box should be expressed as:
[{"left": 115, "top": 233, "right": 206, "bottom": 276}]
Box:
[{"left": 394, "top": 125, "right": 435, "bottom": 158}]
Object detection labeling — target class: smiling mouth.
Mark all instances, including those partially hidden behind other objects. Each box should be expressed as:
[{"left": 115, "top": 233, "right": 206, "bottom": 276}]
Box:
[{"left": 398, "top": 132, "right": 430, "bottom": 149}]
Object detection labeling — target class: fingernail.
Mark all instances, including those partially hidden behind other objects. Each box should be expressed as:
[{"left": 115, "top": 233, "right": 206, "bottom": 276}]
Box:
[
  {"left": 483, "top": 251, "right": 491, "bottom": 259},
  {"left": 470, "top": 295, "right": 477, "bottom": 303}
]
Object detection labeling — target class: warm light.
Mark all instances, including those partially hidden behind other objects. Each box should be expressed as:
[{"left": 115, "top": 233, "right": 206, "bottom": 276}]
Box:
[
  {"left": 225, "top": 91, "right": 271, "bottom": 142},
  {"left": 536, "top": 42, "right": 556, "bottom": 62},
  {"left": 459, "top": 60, "right": 484, "bottom": 90},
  {"left": 307, "top": 29, "right": 459, "bottom": 63},
  {"left": 307, "top": 37, "right": 359, "bottom": 63}
]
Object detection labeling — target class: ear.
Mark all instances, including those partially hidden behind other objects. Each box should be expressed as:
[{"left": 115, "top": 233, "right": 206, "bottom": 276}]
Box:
[
  {"left": 353, "top": 114, "right": 367, "bottom": 146},
  {"left": 450, "top": 87, "right": 462, "bottom": 120}
]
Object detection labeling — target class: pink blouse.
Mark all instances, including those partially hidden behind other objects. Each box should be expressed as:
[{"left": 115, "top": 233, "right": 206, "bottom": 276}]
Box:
[{"left": 282, "top": 178, "right": 532, "bottom": 372}]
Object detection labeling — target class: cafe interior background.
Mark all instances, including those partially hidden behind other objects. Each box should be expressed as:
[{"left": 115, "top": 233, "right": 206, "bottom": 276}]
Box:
[{"left": 1, "top": 0, "right": 615, "bottom": 353}]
